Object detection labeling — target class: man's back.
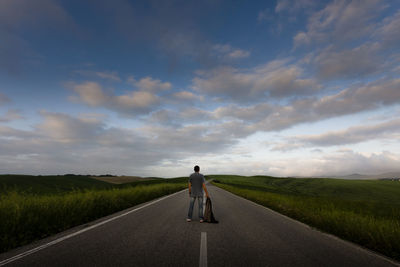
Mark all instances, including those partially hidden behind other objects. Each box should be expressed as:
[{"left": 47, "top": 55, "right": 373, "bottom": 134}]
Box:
[{"left": 189, "top": 172, "right": 205, "bottom": 197}]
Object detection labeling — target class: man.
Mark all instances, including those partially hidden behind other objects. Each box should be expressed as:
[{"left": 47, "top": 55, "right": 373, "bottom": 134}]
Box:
[{"left": 187, "top": 165, "right": 209, "bottom": 222}]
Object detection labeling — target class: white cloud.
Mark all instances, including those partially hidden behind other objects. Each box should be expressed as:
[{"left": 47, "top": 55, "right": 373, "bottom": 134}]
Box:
[
  {"left": 173, "top": 91, "right": 204, "bottom": 102},
  {"left": 192, "top": 59, "right": 319, "bottom": 101},
  {"left": 37, "top": 111, "right": 105, "bottom": 143},
  {"left": 294, "top": 0, "right": 385, "bottom": 47},
  {"left": 267, "top": 150, "right": 400, "bottom": 177},
  {"left": 205, "top": 76, "right": 400, "bottom": 134},
  {"left": 271, "top": 118, "right": 400, "bottom": 151},
  {"left": 212, "top": 44, "right": 250, "bottom": 60},
  {"left": 95, "top": 71, "right": 121, "bottom": 82},
  {"left": 2, "top": 106, "right": 400, "bottom": 177},
  {"left": 313, "top": 43, "right": 381, "bottom": 80},
  {"left": 227, "top": 49, "right": 250, "bottom": 59},
  {"left": 127, "top": 76, "right": 172, "bottom": 92},
  {"left": 299, "top": 119, "right": 400, "bottom": 146},
  {"left": 0, "top": 111, "right": 240, "bottom": 175},
  {"left": 116, "top": 90, "right": 159, "bottom": 109},
  {"left": 72, "top": 82, "right": 108, "bottom": 106},
  {"left": 374, "top": 10, "right": 400, "bottom": 47},
  {"left": 71, "top": 81, "right": 160, "bottom": 115}
]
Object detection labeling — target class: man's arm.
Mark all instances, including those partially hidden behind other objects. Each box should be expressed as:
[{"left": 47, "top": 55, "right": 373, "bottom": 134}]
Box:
[
  {"left": 202, "top": 183, "right": 209, "bottom": 198},
  {"left": 188, "top": 182, "right": 191, "bottom": 195}
]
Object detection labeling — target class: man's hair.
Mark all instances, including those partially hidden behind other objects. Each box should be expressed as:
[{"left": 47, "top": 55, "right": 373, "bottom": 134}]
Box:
[{"left": 194, "top": 165, "right": 200, "bottom": 172}]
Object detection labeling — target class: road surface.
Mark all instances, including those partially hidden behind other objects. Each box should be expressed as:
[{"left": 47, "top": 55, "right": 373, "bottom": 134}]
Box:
[{"left": 0, "top": 183, "right": 398, "bottom": 266}]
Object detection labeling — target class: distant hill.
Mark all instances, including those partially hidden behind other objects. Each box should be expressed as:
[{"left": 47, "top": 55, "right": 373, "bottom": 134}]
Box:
[
  {"left": 91, "top": 176, "right": 158, "bottom": 184},
  {"left": 336, "top": 172, "right": 400, "bottom": 180}
]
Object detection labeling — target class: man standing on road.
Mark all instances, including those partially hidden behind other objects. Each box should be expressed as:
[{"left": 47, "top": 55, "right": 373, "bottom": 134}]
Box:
[{"left": 187, "top": 165, "right": 209, "bottom": 222}]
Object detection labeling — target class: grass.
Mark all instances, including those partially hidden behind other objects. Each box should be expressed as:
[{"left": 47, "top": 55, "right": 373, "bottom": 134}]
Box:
[
  {"left": 0, "top": 175, "right": 187, "bottom": 253},
  {"left": 0, "top": 174, "right": 114, "bottom": 195},
  {"left": 210, "top": 175, "right": 400, "bottom": 261}
]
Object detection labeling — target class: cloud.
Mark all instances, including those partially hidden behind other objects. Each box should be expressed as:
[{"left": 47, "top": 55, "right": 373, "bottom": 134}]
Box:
[
  {"left": 0, "top": 0, "right": 78, "bottom": 32},
  {"left": 0, "top": 110, "right": 238, "bottom": 175},
  {"left": 213, "top": 103, "right": 274, "bottom": 122},
  {"left": 272, "top": 118, "right": 400, "bottom": 151},
  {"left": 294, "top": 0, "right": 385, "bottom": 47},
  {"left": 212, "top": 44, "right": 250, "bottom": 60},
  {"left": 71, "top": 81, "right": 160, "bottom": 115},
  {"left": 257, "top": 9, "right": 273, "bottom": 23},
  {"left": 374, "top": 10, "right": 400, "bottom": 48},
  {"left": 313, "top": 43, "right": 381, "bottom": 80},
  {"left": 207, "top": 76, "right": 400, "bottom": 134},
  {"left": 37, "top": 111, "right": 105, "bottom": 143},
  {"left": 292, "top": 2, "right": 400, "bottom": 85},
  {"left": 298, "top": 119, "right": 400, "bottom": 146},
  {"left": 127, "top": 76, "right": 172, "bottom": 92},
  {"left": 275, "top": 0, "right": 315, "bottom": 13},
  {"left": 142, "top": 124, "right": 236, "bottom": 154},
  {"left": 265, "top": 150, "right": 400, "bottom": 177},
  {"left": 270, "top": 142, "right": 304, "bottom": 152},
  {"left": 148, "top": 108, "right": 211, "bottom": 127},
  {"left": 116, "top": 91, "right": 159, "bottom": 109},
  {"left": 0, "top": 125, "right": 38, "bottom": 139},
  {"left": 74, "top": 70, "right": 121, "bottom": 82},
  {"left": 315, "top": 150, "right": 400, "bottom": 176},
  {"left": 0, "top": 109, "right": 23, "bottom": 122},
  {"left": 192, "top": 59, "right": 319, "bottom": 102},
  {"left": 72, "top": 82, "right": 108, "bottom": 106},
  {"left": 0, "top": 111, "right": 160, "bottom": 174},
  {"left": 0, "top": 93, "right": 10, "bottom": 105},
  {"left": 173, "top": 91, "right": 204, "bottom": 102}
]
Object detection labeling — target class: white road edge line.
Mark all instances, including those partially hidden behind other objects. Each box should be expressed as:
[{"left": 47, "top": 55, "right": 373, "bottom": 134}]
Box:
[
  {"left": 0, "top": 189, "right": 186, "bottom": 266},
  {"left": 199, "top": 232, "right": 207, "bottom": 267}
]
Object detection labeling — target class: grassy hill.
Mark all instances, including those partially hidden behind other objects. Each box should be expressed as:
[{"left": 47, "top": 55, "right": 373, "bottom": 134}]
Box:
[
  {"left": 211, "top": 175, "right": 400, "bottom": 260},
  {"left": 0, "top": 174, "right": 187, "bottom": 195}
]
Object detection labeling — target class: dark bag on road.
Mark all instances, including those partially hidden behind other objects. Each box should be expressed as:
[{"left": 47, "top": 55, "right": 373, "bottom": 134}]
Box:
[{"left": 204, "top": 197, "right": 218, "bottom": 223}]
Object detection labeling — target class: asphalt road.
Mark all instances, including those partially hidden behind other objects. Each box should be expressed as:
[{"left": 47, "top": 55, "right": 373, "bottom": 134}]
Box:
[{"left": 0, "top": 183, "right": 398, "bottom": 267}]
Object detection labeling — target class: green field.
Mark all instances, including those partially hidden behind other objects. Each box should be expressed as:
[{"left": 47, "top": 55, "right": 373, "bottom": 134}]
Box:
[
  {"left": 0, "top": 175, "right": 187, "bottom": 253},
  {"left": 210, "top": 175, "right": 400, "bottom": 260}
]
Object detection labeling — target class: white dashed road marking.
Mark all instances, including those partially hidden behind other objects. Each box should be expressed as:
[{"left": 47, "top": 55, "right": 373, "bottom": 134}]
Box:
[{"left": 199, "top": 232, "right": 207, "bottom": 267}]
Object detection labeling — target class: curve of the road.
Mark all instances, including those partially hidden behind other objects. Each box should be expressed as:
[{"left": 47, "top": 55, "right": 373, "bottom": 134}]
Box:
[{"left": 0, "top": 183, "right": 399, "bottom": 267}]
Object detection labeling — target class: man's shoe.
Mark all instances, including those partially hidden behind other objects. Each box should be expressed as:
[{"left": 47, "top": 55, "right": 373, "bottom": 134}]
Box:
[
  {"left": 186, "top": 218, "right": 191, "bottom": 222},
  {"left": 199, "top": 219, "right": 204, "bottom": 223}
]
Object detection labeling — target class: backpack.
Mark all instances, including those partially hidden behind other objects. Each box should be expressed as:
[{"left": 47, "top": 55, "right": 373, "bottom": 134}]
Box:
[{"left": 203, "top": 197, "right": 218, "bottom": 223}]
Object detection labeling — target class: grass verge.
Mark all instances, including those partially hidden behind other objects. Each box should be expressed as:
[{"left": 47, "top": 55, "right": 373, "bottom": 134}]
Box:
[
  {"left": 211, "top": 175, "right": 400, "bottom": 261},
  {"left": 0, "top": 182, "right": 186, "bottom": 253}
]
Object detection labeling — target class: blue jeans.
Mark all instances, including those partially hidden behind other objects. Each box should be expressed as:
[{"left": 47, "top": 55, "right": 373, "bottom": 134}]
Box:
[{"left": 187, "top": 196, "right": 203, "bottom": 220}]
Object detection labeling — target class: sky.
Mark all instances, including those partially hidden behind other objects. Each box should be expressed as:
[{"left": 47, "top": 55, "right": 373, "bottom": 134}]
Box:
[{"left": 1, "top": 0, "right": 400, "bottom": 177}]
